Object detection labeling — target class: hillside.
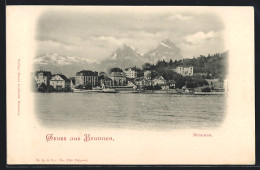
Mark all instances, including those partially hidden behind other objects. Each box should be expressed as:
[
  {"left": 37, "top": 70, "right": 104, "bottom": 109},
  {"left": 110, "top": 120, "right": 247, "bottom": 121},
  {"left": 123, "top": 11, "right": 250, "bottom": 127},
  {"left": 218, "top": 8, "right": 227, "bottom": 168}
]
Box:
[{"left": 143, "top": 51, "right": 228, "bottom": 80}]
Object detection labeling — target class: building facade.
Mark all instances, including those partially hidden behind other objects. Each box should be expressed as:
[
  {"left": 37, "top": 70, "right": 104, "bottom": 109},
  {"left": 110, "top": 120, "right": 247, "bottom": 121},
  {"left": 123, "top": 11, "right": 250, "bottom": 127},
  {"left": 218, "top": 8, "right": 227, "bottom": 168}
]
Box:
[
  {"left": 34, "top": 70, "right": 52, "bottom": 87},
  {"left": 109, "top": 72, "right": 127, "bottom": 86},
  {"left": 167, "top": 80, "right": 176, "bottom": 89},
  {"left": 49, "top": 74, "right": 70, "bottom": 91},
  {"left": 75, "top": 70, "right": 98, "bottom": 87},
  {"left": 98, "top": 75, "right": 112, "bottom": 86},
  {"left": 123, "top": 68, "right": 137, "bottom": 78},
  {"left": 134, "top": 77, "right": 145, "bottom": 87},
  {"left": 153, "top": 75, "right": 167, "bottom": 86},
  {"left": 175, "top": 66, "right": 193, "bottom": 76}
]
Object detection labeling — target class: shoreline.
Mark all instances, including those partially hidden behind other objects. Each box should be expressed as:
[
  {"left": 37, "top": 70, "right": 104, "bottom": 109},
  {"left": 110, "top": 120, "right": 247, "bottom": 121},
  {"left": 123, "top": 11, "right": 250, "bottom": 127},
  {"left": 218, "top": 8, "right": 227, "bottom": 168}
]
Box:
[{"left": 34, "top": 89, "right": 226, "bottom": 95}]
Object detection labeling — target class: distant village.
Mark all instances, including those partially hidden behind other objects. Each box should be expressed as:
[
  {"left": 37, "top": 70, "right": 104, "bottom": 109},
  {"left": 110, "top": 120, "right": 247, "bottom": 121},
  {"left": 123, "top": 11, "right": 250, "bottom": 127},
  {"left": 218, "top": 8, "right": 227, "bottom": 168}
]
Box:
[{"left": 33, "top": 64, "right": 228, "bottom": 94}]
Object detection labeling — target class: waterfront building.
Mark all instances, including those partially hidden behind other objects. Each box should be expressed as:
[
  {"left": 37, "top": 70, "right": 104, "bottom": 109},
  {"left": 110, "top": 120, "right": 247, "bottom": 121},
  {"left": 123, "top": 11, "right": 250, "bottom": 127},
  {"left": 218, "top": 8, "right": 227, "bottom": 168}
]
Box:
[
  {"left": 49, "top": 74, "right": 70, "bottom": 91},
  {"left": 34, "top": 70, "right": 52, "bottom": 87},
  {"left": 109, "top": 72, "right": 127, "bottom": 86},
  {"left": 123, "top": 67, "right": 137, "bottom": 78},
  {"left": 75, "top": 70, "right": 98, "bottom": 87},
  {"left": 175, "top": 66, "right": 193, "bottom": 76},
  {"left": 152, "top": 75, "right": 167, "bottom": 86},
  {"left": 134, "top": 77, "right": 145, "bottom": 87},
  {"left": 98, "top": 75, "right": 112, "bottom": 86},
  {"left": 167, "top": 80, "right": 176, "bottom": 89}
]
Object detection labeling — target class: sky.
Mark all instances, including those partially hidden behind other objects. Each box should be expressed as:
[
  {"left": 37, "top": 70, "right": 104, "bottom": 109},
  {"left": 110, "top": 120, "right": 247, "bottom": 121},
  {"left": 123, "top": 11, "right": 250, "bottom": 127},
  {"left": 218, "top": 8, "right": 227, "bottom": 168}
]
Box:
[{"left": 36, "top": 7, "right": 226, "bottom": 63}]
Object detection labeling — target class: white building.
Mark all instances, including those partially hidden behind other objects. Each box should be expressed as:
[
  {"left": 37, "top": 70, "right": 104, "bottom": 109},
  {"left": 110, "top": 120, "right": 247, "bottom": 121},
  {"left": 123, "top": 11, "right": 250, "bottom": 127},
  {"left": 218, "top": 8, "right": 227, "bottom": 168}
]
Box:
[
  {"left": 123, "top": 68, "right": 137, "bottom": 78},
  {"left": 109, "top": 72, "right": 127, "bottom": 86},
  {"left": 175, "top": 66, "right": 193, "bottom": 76},
  {"left": 34, "top": 70, "right": 52, "bottom": 87},
  {"left": 153, "top": 75, "right": 166, "bottom": 86},
  {"left": 49, "top": 74, "right": 70, "bottom": 91},
  {"left": 75, "top": 70, "right": 98, "bottom": 87}
]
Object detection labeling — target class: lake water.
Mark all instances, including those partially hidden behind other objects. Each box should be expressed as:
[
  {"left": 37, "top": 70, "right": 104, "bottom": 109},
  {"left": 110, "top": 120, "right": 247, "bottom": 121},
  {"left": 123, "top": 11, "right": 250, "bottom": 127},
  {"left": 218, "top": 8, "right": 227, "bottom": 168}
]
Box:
[{"left": 34, "top": 93, "right": 226, "bottom": 130}]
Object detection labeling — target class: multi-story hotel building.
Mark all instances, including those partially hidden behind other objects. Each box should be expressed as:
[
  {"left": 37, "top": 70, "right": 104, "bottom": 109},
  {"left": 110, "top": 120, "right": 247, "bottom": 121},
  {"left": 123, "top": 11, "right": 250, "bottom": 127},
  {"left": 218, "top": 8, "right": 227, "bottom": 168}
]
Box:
[
  {"left": 123, "top": 67, "right": 137, "bottom": 78},
  {"left": 109, "top": 72, "right": 127, "bottom": 86},
  {"left": 34, "top": 70, "right": 52, "bottom": 87},
  {"left": 75, "top": 70, "right": 98, "bottom": 87},
  {"left": 175, "top": 66, "right": 193, "bottom": 76}
]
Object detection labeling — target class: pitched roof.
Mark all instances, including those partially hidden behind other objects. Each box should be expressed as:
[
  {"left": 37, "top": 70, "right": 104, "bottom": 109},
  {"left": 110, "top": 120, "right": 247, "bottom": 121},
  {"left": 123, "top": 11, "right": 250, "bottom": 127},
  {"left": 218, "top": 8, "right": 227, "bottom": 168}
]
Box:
[
  {"left": 145, "top": 73, "right": 151, "bottom": 77},
  {"left": 59, "top": 74, "right": 69, "bottom": 82},
  {"left": 50, "top": 74, "right": 70, "bottom": 82},
  {"left": 153, "top": 75, "right": 165, "bottom": 80}
]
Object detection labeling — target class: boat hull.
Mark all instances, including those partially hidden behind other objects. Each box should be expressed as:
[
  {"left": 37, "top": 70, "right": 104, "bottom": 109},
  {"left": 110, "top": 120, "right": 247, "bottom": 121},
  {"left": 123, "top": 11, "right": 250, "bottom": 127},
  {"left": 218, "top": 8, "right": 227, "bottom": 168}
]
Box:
[
  {"left": 73, "top": 89, "right": 102, "bottom": 93},
  {"left": 118, "top": 91, "right": 138, "bottom": 93},
  {"left": 102, "top": 89, "right": 117, "bottom": 93}
]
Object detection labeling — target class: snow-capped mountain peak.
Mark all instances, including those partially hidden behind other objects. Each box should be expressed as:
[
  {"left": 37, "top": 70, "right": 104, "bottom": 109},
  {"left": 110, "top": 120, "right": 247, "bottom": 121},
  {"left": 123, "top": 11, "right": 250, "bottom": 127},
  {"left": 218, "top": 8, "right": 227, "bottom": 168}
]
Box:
[
  {"left": 143, "top": 39, "right": 182, "bottom": 64},
  {"left": 124, "top": 44, "right": 144, "bottom": 56},
  {"left": 34, "top": 39, "right": 183, "bottom": 75},
  {"left": 160, "top": 42, "right": 171, "bottom": 48}
]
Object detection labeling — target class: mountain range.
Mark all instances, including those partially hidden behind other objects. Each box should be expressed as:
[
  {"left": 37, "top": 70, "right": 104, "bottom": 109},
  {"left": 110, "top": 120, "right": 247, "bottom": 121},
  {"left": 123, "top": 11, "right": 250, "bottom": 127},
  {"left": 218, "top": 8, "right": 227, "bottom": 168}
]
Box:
[{"left": 33, "top": 39, "right": 183, "bottom": 77}]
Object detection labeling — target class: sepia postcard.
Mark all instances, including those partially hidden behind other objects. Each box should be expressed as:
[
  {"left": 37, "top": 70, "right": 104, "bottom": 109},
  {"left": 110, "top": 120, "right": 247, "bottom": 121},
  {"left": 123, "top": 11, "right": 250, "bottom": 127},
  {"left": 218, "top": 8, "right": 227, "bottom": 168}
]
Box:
[{"left": 6, "top": 6, "right": 255, "bottom": 165}]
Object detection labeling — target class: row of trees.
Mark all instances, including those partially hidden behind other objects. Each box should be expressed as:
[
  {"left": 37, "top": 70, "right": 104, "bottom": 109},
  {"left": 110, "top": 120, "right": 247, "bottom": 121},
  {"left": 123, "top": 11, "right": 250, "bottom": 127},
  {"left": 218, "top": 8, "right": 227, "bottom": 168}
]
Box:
[{"left": 142, "top": 51, "right": 228, "bottom": 80}]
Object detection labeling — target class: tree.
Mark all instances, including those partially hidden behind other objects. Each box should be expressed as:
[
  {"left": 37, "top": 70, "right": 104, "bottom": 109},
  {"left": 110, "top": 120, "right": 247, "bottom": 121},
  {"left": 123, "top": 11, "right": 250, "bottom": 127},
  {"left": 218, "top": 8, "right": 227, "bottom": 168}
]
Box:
[
  {"left": 110, "top": 67, "right": 123, "bottom": 73},
  {"left": 153, "top": 84, "right": 162, "bottom": 90},
  {"left": 145, "top": 85, "right": 153, "bottom": 90},
  {"left": 38, "top": 83, "right": 47, "bottom": 92},
  {"left": 142, "top": 63, "right": 151, "bottom": 71},
  {"left": 169, "top": 59, "right": 174, "bottom": 67},
  {"left": 175, "top": 77, "right": 186, "bottom": 89},
  {"left": 84, "top": 83, "right": 92, "bottom": 90},
  {"left": 75, "top": 85, "right": 83, "bottom": 89},
  {"left": 46, "top": 85, "right": 54, "bottom": 92}
]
